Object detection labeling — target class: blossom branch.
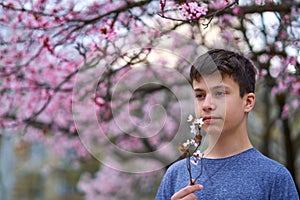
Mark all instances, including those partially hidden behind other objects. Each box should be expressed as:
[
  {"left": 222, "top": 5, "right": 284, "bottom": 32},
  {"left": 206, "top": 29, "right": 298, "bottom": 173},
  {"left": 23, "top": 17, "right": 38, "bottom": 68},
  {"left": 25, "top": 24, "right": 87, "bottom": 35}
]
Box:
[
  {"left": 179, "top": 115, "right": 204, "bottom": 185},
  {"left": 158, "top": 0, "right": 238, "bottom": 28}
]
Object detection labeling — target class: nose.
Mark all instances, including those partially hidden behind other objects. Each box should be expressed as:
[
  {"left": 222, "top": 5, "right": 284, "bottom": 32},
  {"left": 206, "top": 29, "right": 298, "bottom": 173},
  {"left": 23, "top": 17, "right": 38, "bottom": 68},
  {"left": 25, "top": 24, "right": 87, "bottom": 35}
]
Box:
[{"left": 202, "top": 94, "right": 216, "bottom": 112}]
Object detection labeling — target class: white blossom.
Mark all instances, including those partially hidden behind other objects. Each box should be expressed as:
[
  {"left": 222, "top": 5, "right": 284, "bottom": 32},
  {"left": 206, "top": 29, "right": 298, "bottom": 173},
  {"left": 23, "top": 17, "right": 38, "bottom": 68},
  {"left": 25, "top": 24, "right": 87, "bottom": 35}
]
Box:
[
  {"left": 193, "top": 150, "right": 203, "bottom": 158},
  {"left": 194, "top": 118, "right": 204, "bottom": 127},
  {"left": 187, "top": 114, "right": 194, "bottom": 122},
  {"left": 190, "top": 124, "right": 196, "bottom": 134}
]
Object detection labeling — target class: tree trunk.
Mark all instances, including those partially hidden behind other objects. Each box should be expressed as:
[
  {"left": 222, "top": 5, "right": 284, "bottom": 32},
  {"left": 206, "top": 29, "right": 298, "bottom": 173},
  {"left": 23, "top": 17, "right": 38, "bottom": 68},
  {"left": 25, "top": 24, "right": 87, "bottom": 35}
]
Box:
[{"left": 0, "top": 130, "right": 16, "bottom": 200}]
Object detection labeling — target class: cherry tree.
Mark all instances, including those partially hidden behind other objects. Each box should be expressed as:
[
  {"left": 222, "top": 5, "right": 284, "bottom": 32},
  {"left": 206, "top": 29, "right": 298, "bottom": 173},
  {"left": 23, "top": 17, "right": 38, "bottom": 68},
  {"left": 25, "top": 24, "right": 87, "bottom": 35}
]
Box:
[{"left": 0, "top": 0, "right": 299, "bottom": 198}]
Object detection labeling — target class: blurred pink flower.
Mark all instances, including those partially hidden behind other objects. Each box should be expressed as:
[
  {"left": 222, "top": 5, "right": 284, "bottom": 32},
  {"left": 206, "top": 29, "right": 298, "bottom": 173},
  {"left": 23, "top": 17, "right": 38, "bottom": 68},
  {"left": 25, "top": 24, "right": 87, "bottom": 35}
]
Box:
[{"left": 181, "top": 2, "right": 208, "bottom": 20}]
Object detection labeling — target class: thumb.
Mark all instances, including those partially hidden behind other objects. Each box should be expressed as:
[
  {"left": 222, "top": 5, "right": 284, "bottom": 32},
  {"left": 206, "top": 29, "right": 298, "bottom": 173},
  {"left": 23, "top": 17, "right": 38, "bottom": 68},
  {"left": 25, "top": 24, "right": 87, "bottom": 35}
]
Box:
[{"left": 189, "top": 179, "right": 203, "bottom": 189}]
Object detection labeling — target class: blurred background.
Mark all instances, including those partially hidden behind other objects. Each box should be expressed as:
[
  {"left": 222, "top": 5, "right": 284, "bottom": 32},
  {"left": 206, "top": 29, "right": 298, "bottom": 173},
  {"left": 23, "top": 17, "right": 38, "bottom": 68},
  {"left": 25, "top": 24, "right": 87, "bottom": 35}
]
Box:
[{"left": 0, "top": 0, "right": 299, "bottom": 199}]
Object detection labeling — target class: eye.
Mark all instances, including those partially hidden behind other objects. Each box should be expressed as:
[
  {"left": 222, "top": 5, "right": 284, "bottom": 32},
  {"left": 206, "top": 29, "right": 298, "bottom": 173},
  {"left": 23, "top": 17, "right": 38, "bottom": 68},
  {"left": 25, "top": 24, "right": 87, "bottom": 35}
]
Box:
[
  {"left": 195, "top": 92, "right": 205, "bottom": 100},
  {"left": 214, "top": 90, "right": 226, "bottom": 97}
]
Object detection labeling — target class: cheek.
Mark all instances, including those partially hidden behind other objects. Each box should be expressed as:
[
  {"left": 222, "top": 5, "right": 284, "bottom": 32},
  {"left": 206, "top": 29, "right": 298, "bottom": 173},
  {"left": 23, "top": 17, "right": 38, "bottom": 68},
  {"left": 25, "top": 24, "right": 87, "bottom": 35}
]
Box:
[
  {"left": 224, "top": 100, "right": 244, "bottom": 119},
  {"left": 216, "top": 100, "right": 226, "bottom": 114},
  {"left": 194, "top": 100, "right": 201, "bottom": 117}
]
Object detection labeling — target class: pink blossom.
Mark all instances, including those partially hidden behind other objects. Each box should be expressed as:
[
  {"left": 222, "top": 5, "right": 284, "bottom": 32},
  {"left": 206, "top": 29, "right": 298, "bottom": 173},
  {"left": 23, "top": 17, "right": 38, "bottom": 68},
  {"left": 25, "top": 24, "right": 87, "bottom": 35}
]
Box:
[
  {"left": 260, "top": 69, "right": 268, "bottom": 77},
  {"left": 220, "top": 29, "right": 235, "bottom": 42},
  {"left": 77, "top": 165, "right": 162, "bottom": 199},
  {"left": 291, "top": 82, "right": 300, "bottom": 94},
  {"left": 255, "top": 0, "right": 264, "bottom": 5},
  {"left": 291, "top": 99, "right": 300, "bottom": 109},
  {"left": 271, "top": 87, "right": 279, "bottom": 95},
  {"left": 281, "top": 104, "right": 290, "bottom": 119},
  {"left": 181, "top": 2, "right": 208, "bottom": 20},
  {"left": 233, "top": 6, "right": 243, "bottom": 15},
  {"left": 209, "top": 0, "right": 230, "bottom": 9},
  {"left": 218, "top": 14, "right": 234, "bottom": 27}
]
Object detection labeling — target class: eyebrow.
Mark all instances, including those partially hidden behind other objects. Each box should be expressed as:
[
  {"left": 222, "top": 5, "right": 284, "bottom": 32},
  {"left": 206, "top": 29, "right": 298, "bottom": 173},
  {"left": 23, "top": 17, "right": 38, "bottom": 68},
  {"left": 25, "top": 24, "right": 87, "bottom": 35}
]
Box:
[{"left": 194, "top": 85, "right": 230, "bottom": 92}]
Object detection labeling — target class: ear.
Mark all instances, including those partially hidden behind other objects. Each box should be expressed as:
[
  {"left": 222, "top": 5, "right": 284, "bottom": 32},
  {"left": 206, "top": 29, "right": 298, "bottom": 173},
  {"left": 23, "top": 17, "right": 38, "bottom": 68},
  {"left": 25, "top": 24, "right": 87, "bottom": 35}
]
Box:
[{"left": 243, "top": 93, "right": 255, "bottom": 113}]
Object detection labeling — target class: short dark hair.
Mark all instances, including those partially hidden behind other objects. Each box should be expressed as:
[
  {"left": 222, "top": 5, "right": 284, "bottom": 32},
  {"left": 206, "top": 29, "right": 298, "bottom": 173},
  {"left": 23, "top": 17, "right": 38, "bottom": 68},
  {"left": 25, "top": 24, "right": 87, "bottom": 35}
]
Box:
[{"left": 190, "top": 49, "right": 257, "bottom": 97}]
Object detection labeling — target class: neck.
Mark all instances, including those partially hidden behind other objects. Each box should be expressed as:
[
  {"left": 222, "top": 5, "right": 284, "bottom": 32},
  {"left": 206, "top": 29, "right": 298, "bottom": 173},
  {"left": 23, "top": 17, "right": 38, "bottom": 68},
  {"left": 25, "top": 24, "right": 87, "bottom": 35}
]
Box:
[{"left": 203, "top": 129, "right": 253, "bottom": 159}]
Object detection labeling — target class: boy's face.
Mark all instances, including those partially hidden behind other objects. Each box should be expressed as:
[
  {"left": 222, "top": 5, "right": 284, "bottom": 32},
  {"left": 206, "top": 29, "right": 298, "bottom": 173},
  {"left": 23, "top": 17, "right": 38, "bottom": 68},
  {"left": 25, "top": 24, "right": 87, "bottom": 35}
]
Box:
[{"left": 192, "top": 72, "right": 254, "bottom": 135}]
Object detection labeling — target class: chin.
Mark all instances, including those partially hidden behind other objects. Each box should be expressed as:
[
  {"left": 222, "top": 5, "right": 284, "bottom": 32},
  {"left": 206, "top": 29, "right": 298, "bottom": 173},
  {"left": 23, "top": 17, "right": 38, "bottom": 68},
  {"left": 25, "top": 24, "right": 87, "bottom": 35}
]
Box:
[{"left": 203, "top": 124, "right": 223, "bottom": 133}]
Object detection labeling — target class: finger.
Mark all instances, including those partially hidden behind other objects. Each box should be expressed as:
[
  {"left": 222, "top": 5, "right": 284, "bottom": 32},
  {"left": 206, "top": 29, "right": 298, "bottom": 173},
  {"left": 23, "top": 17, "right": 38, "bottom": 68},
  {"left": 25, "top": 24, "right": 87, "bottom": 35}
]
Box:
[
  {"left": 171, "top": 184, "right": 203, "bottom": 199},
  {"left": 182, "top": 193, "right": 198, "bottom": 200}
]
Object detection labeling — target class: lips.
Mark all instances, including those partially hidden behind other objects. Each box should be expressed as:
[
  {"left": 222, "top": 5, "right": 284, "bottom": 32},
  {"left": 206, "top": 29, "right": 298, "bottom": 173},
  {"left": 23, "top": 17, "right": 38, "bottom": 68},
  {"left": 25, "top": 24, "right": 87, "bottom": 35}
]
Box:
[{"left": 203, "top": 116, "right": 219, "bottom": 123}]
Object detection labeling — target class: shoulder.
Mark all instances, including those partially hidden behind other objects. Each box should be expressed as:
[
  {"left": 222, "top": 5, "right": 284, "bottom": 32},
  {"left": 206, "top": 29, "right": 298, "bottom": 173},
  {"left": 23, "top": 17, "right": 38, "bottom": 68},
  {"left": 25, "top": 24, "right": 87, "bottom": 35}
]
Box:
[
  {"left": 164, "top": 158, "right": 187, "bottom": 179},
  {"left": 247, "top": 148, "right": 289, "bottom": 174},
  {"left": 155, "top": 158, "right": 188, "bottom": 200},
  {"left": 228, "top": 148, "right": 293, "bottom": 182},
  {"left": 243, "top": 149, "right": 299, "bottom": 198},
  {"left": 236, "top": 148, "right": 284, "bottom": 168},
  {"left": 168, "top": 158, "right": 186, "bottom": 170}
]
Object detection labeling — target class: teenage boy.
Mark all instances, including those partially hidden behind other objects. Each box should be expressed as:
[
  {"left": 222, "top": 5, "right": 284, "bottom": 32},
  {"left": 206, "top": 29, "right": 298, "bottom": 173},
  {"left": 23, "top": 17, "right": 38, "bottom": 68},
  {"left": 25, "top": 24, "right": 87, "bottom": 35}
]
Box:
[{"left": 155, "top": 49, "right": 299, "bottom": 200}]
